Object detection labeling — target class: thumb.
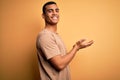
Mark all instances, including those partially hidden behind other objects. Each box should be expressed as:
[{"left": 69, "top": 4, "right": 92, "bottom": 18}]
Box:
[{"left": 79, "top": 39, "right": 86, "bottom": 43}]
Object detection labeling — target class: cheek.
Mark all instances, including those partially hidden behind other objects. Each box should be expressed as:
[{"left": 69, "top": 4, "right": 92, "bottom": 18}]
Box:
[
  {"left": 45, "top": 15, "right": 50, "bottom": 19},
  {"left": 46, "top": 14, "right": 52, "bottom": 19},
  {"left": 45, "top": 15, "right": 51, "bottom": 22}
]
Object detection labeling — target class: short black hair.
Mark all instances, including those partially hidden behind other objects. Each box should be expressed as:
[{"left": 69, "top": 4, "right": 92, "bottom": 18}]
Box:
[{"left": 42, "top": 1, "right": 57, "bottom": 14}]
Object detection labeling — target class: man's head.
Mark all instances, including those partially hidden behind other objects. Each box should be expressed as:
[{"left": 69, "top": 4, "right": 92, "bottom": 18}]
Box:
[
  {"left": 42, "top": 1, "right": 59, "bottom": 25},
  {"left": 42, "top": 1, "right": 57, "bottom": 14}
]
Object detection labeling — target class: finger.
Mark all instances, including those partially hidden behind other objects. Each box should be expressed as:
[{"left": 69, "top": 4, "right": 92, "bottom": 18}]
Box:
[
  {"left": 76, "top": 39, "right": 86, "bottom": 46},
  {"left": 79, "top": 39, "right": 86, "bottom": 43},
  {"left": 89, "top": 40, "right": 94, "bottom": 45},
  {"left": 85, "top": 40, "right": 94, "bottom": 46}
]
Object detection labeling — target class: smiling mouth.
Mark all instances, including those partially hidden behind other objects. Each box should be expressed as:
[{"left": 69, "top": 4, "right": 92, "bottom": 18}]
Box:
[{"left": 52, "top": 16, "right": 58, "bottom": 20}]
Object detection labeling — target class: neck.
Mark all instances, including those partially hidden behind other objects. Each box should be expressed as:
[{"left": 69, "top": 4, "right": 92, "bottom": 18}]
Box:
[{"left": 45, "top": 23, "right": 57, "bottom": 33}]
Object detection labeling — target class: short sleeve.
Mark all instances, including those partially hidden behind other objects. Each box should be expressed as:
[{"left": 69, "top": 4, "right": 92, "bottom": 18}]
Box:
[{"left": 39, "top": 33, "right": 61, "bottom": 60}]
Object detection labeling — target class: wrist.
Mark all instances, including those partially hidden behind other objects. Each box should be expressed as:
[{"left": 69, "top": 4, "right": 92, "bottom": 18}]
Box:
[{"left": 73, "top": 44, "right": 79, "bottom": 52}]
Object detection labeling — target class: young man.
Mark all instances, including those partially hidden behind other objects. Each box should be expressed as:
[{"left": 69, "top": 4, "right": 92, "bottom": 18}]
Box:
[{"left": 36, "top": 1, "right": 93, "bottom": 80}]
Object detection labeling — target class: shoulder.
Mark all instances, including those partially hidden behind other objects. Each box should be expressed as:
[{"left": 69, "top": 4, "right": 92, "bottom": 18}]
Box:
[{"left": 38, "top": 29, "right": 54, "bottom": 41}]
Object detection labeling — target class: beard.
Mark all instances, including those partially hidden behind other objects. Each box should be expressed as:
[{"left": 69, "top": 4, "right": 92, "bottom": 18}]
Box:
[{"left": 45, "top": 19, "right": 59, "bottom": 25}]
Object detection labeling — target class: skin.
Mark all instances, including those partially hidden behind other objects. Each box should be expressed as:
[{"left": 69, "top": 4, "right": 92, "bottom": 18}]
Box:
[{"left": 42, "top": 4, "right": 94, "bottom": 71}]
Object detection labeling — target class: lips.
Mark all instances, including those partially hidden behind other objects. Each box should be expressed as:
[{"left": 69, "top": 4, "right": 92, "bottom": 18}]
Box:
[{"left": 52, "top": 16, "right": 58, "bottom": 20}]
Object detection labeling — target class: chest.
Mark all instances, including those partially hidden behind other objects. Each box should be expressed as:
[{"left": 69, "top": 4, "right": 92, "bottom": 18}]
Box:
[{"left": 53, "top": 34, "right": 67, "bottom": 55}]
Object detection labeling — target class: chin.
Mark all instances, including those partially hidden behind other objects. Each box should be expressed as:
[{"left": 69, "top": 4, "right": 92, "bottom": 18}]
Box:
[
  {"left": 51, "top": 21, "right": 59, "bottom": 25},
  {"left": 51, "top": 23, "right": 58, "bottom": 25}
]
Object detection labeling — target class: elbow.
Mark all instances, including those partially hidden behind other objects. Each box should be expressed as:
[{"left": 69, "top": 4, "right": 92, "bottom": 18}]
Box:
[
  {"left": 55, "top": 64, "right": 66, "bottom": 71},
  {"left": 57, "top": 64, "right": 66, "bottom": 71},
  {"left": 49, "top": 56, "right": 67, "bottom": 71}
]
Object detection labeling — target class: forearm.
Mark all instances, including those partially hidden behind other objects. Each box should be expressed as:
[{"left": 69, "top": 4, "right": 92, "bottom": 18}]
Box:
[
  {"left": 50, "top": 39, "right": 93, "bottom": 71},
  {"left": 61, "top": 39, "right": 94, "bottom": 68},
  {"left": 50, "top": 46, "right": 78, "bottom": 71},
  {"left": 60, "top": 47, "right": 78, "bottom": 68}
]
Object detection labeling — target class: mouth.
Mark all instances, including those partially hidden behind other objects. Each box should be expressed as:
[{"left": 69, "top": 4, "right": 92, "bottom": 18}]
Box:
[{"left": 51, "top": 16, "right": 58, "bottom": 20}]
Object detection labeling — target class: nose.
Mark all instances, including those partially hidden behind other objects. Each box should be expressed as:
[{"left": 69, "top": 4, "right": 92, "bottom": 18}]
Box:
[{"left": 53, "top": 10, "right": 58, "bottom": 15}]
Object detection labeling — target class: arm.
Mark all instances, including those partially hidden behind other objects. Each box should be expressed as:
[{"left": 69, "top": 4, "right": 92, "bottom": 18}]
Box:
[{"left": 49, "top": 39, "right": 94, "bottom": 71}]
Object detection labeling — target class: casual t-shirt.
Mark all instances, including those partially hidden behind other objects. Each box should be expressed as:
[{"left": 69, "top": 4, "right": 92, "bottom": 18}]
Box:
[{"left": 36, "top": 29, "right": 71, "bottom": 80}]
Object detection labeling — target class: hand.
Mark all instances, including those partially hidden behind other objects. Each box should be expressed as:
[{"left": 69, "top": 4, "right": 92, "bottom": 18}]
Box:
[{"left": 74, "top": 39, "right": 94, "bottom": 51}]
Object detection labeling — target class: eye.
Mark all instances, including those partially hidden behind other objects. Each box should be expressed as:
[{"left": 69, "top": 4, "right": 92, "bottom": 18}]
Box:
[
  {"left": 47, "top": 9, "right": 52, "bottom": 13},
  {"left": 56, "top": 9, "right": 59, "bottom": 13}
]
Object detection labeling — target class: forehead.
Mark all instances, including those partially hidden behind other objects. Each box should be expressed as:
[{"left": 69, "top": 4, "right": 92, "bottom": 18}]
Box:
[{"left": 45, "top": 4, "right": 59, "bottom": 10}]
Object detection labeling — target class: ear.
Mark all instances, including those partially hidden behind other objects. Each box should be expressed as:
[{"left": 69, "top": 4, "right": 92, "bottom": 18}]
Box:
[{"left": 42, "top": 13, "right": 45, "bottom": 19}]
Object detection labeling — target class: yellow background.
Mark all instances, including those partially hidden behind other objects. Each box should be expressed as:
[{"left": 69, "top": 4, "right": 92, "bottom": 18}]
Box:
[{"left": 0, "top": 0, "right": 120, "bottom": 80}]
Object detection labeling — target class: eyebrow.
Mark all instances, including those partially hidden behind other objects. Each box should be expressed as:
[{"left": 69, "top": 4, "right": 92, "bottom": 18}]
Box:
[
  {"left": 47, "top": 8, "right": 59, "bottom": 11},
  {"left": 56, "top": 8, "right": 59, "bottom": 10}
]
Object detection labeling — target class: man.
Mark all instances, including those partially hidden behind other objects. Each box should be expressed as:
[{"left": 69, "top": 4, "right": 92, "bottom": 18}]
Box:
[{"left": 36, "top": 1, "right": 93, "bottom": 80}]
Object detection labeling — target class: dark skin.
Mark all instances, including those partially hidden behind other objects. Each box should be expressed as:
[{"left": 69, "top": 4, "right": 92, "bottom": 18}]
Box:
[{"left": 42, "top": 4, "right": 94, "bottom": 71}]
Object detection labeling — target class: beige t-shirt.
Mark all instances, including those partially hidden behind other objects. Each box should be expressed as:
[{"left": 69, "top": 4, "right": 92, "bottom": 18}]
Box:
[{"left": 36, "top": 29, "right": 71, "bottom": 80}]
